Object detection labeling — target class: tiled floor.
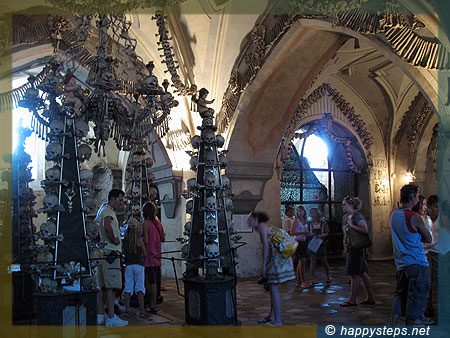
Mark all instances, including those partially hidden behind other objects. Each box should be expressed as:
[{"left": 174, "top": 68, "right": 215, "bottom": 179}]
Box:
[{"left": 115, "top": 259, "right": 438, "bottom": 326}]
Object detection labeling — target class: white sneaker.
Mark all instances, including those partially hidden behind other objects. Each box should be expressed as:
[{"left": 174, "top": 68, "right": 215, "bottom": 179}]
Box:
[
  {"left": 97, "top": 314, "right": 105, "bottom": 325},
  {"left": 105, "top": 314, "right": 128, "bottom": 327}
]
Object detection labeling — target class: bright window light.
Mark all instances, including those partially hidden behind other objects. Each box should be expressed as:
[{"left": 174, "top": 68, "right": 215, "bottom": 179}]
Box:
[{"left": 303, "top": 134, "right": 328, "bottom": 169}]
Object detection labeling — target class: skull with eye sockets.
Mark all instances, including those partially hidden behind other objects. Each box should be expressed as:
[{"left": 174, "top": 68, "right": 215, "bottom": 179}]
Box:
[
  {"left": 74, "top": 119, "right": 89, "bottom": 139},
  {"left": 45, "top": 166, "right": 61, "bottom": 182},
  {"left": 189, "top": 155, "right": 198, "bottom": 170},
  {"left": 205, "top": 196, "right": 216, "bottom": 210},
  {"left": 79, "top": 169, "right": 93, "bottom": 186},
  {"left": 85, "top": 220, "right": 99, "bottom": 240},
  {"left": 215, "top": 135, "right": 225, "bottom": 148},
  {"left": 43, "top": 194, "right": 59, "bottom": 210},
  {"left": 190, "top": 135, "right": 201, "bottom": 149},
  {"left": 186, "top": 178, "right": 197, "bottom": 192},
  {"left": 205, "top": 218, "right": 218, "bottom": 235},
  {"left": 132, "top": 184, "right": 141, "bottom": 197},
  {"left": 83, "top": 196, "right": 97, "bottom": 214},
  {"left": 46, "top": 142, "right": 62, "bottom": 161},
  {"left": 131, "top": 204, "right": 141, "bottom": 215},
  {"left": 40, "top": 277, "right": 58, "bottom": 293},
  {"left": 149, "top": 187, "right": 158, "bottom": 200},
  {"left": 205, "top": 242, "right": 220, "bottom": 259},
  {"left": 39, "top": 221, "right": 57, "bottom": 239},
  {"left": 202, "top": 129, "right": 215, "bottom": 144},
  {"left": 205, "top": 172, "right": 217, "bottom": 188},
  {"left": 224, "top": 197, "right": 234, "bottom": 211},
  {"left": 204, "top": 150, "right": 215, "bottom": 166},
  {"left": 221, "top": 175, "right": 231, "bottom": 190},
  {"left": 49, "top": 119, "right": 65, "bottom": 134},
  {"left": 77, "top": 144, "right": 92, "bottom": 163}
]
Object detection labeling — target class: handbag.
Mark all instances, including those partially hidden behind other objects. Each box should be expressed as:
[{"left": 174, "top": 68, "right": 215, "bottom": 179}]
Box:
[
  {"left": 348, "top": 226, "right": 372, "bottom": 249},
  {"left": 268, "top": 226, "right": 298, "bottom": 258},
  {"left": 307, "top": 236, "right": 323, "bottom": 253}
]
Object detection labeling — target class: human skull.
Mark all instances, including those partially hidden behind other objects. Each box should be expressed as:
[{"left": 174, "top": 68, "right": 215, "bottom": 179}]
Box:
[
  {"left": 18, "top": 185, "right": 32, "bottom": 200},
  {"left": 221, "top": 175, "right": 231, "bottom": 189},
  {"left": 181, "top": 243, "right": 189, "bottom": 259},
  {"left": 186, "top": 199, "right": 194, "bottom": 214},
  {"left": 206, "top": 196, "right": 216, "bottom": 210},
  {"left": 204, "top": 150, "right": 216, "bottom": 166},
  {"left": 205, "top": 173, "right": 217, "bottom": 187},
  {"left": 45, "top": 166, "right": 61, "bottom": 182},
  {"left": 40, "top": 277, "right": 58, "bottom": 293},
  {"left": 149, "top": 187, "right": 158, "bottom": 200},
  {"left": 74, "top": 119, "right": 89, "bottom": 139},
  {"left": 19, "top": 205, "right": 31, "bottom": 217},
  {"left": 49, "top": 119, "right": 65, "bottom": 134},
  {"left": 131, "top": 204, "right": 141, "bottom": 214},
  {"left": 133, "top": 168, "right": 142, "bottom": 180},
  {"left": 20, "top": 223, "right": 32, "bottom": 236},
  {"left": 191, "top": 135, "right": 202, "bottom": 149},
  {"left": 215, "top": 135, "right": 225, "bottom": 148},
  {"left": 43, "top": 193, "right": 59, "bottom": 210},
  {"left": 224, "top": 198, "right": 234, "bottom": 211},
  {"left": 186, "top": 178, "right": 197, "bottom": 192},
  {"left": 132, "top": 184, "right": 141, "bottom": 197},
  {"left": 37, "top": 249, "right": 53, "bottom": 263},
  {"left": 77, "top": 144, "right": 92, "bottom": 162},
  {"left": 85, "top": 220, "right": 99, "bottom": 240},
  {"left": 83, "top": 195, "right": 97, "bottom": 213},
  {"left": 40, "top": 221, "right": 56, "bottom": 238},
  {"left": 202, "top": 130, "right": 215, "bottom": 144},
  {"left": 46, "top": 142, "right": 62, "bottom": 160},
  {"left": 79, "top": 169, "right": 93, "bottom": 186},
  {"left": 205, "top": 218, "right": 218, "bottom": 234},
  {"left": 184, "top": 221, "right": 191, "bottom": 233},
  {"left": 202, "top": 117, "right": 214, "bottom": 127},
  {"left": 147, "top": 172, "right": 156, "bottom": 182},
  {"left": 205, "top": 242, "right": 219, "bottom": 258},
  {"left": 189, "top": 155, "right": 198, "bottom": 170},
  {"left": 145, "top": 157, "right": 154, "bottom": 168},
  {"left": 219, "top": 153, "right": 228, "bottom": 167},
  {"left": 81, "top": 276, "right": 95, "bottom": 290}
]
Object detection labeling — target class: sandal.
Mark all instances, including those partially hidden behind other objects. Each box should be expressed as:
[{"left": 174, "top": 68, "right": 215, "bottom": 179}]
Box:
[
  {"left": 301, "top": 282, "right": 311, "bottom": 288},
  {"left": 257, "top": 317, "right": 272, "bottom": 323},
  {"left": 360, "top": 300, "right": 375, "bottom": 305},
  {"left": 340, "top": 301, "right": 357, "bottom": 307},
  {"left": 146, "top": 307, "right": 158, "bottom": 314}
]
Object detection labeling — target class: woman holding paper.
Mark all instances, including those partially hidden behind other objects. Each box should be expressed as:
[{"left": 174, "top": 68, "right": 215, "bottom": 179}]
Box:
[
  {"left": 341, "top": 196, "right": 375, "bottom": 307},
  {"left": 307, "top": 207, "right": 331, "bottom": 284}
]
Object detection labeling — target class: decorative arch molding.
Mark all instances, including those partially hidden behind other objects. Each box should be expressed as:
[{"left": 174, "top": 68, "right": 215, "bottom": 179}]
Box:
[{"left": 281, "top": 83, "right": 374, "bottom": 161}]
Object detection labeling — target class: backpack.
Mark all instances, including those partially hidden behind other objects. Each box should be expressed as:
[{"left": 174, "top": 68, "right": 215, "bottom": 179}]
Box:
[{"left": 268, "top": 226, "right": 298, "bottom": 258}]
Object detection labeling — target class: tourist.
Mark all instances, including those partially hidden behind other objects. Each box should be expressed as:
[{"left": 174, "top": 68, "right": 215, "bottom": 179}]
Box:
[
  {"left": 307, "top": 207, "right": 331, "bottom": 284},
  {"left": 142, "top": 201, "right": 165, "bottom": 315},
  {"left": 290, "top": 205, "right": 311, "bottom": 288},
  {"left": 390, "top": 185, "right": 432, "bottom": 325},
  {"left": 340, "top": 196, "right": 375, "bottom": 307},
  {"left": 123, "top": 218, "right": 147, "bottom": 319},
  {"left": 247, "top": 211, "right": 295, "bottom": 326},
  {"left": 282, "top": 206, "right": 294, "bottom": 234}
]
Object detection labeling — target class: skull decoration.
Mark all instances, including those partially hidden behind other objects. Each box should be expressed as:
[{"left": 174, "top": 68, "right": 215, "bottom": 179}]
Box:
[
  {"left": 224, "top": 198, "right": 234, "bottom": 211},
  {"left": 46, "top": 142, "right": 62, "bottom": 160},
  {"left": 132, "top": 184, "right": 141, "bottom": 197},
  {"left": 19, "top": 205, "right": 31, "bottom": 217},
  {"left": 131, "top": 204, "right": 141, "bottom": 214},
  {"left": 147, "top": 172, "right": 156, "bottom": 182},
  {"left": 20, "top": 223, "right": 32, "bottom": 236},
  {"left": 45, "top": 166, "right": 61, "bottom": 182},
  {"left": 77, "top": 144, "right": 92, "bottom": 162},
  {"left": 205, "top": 172, "right": 217, "bottom": 187},
  {"left": 83, "top": 196, "right": 97, "bottom": 213},
  {"left": 133, "top": 168, "right": 142, "bottom": 180},
  {"left": 81, "top": 276, "right": 95, "bottom": 290},
  {"left": 219, "top": 153, "right": 228, "bottom": 167},
  {"left": 205, "top": 218, "right": 218, "bottom": 234},
  {"left": 18, "top": 185, "right": 33, "bottom": 200},
  {"left": 145, "top": 157, "right": 154, "bottom": 168},
  {"left": 205, "top": 196, "right": 216, "bottom": 210},
  {"left": 191, "top": 135, "right": 202, "bottom": 149},
  {"left": 79, "top": 169, "right": 93, "bottom": 186},
  {"left": 186, "top": 178, "right": 197, "bottom": 192},
  {"left": 74, "top": 119, "right": 89, "bottom": 139},
  {"left": 189, "top": 155, "right": 198, "bottom": 170},
  {"left": 49, "top": 119, "right": 65, "bottom": 134},
  {"left": 43, "top": 193, "right": 59, "bottom": 210},
  {"left": 204, "top": 150, "right": 215, "bottom": 165},
  {"left": 202, "top": 130, "right": 215, "bottom": 144},
  {"left": 205, "top": 242, "right": 220, "bottom": 258},
  {"left": 221, "top": 175, "right": 231, "bottom": 190},
  {"left": 40, "top": 277, "right": 58, "bottom": 293},
  {"left": 216, "top": 135, "right": 225, "bottom": 148},
  {"left": 40, "top": 221, "right": 57, "bottom": 239},
  {"left": 37, "top": 249, "right": 53, "bottom": 263},
  {"left": 181, "top": 243, "right": 189, "bottom": 259},
  {"left": 186, "top": 199, "right": 194, "bottom": 214},
  {"left": 85, "top": 220, "right": 100, "bottom": 240},
  {"left": 184, "top": 221, "right": 191, "bottom": 233}
]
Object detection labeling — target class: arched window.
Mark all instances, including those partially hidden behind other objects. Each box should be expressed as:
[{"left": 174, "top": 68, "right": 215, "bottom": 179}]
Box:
[{"left": 281, "top": 120, "right": 366, "bottom": 255}]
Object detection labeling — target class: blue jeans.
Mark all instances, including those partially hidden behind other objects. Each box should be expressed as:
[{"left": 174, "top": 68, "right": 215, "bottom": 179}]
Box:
[{"left": 392, "top": 264, "right": 430, "bottom": 320}]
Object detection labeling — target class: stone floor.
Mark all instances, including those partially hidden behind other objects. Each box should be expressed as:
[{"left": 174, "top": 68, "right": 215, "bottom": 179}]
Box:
[{"left": 111, "top": 259, "right": 438, "bottom": 326}]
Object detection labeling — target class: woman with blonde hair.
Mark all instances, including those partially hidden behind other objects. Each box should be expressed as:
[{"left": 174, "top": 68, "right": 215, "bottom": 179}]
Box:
[
  {"left": 307, "top": 207, "right": 331, "bottom": 284},
  {"left": 341, "top": 196, "right": 375, "bottom": 307},
  {"left": 290, "top": 205, "right": 311, "bottom": 288}
]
